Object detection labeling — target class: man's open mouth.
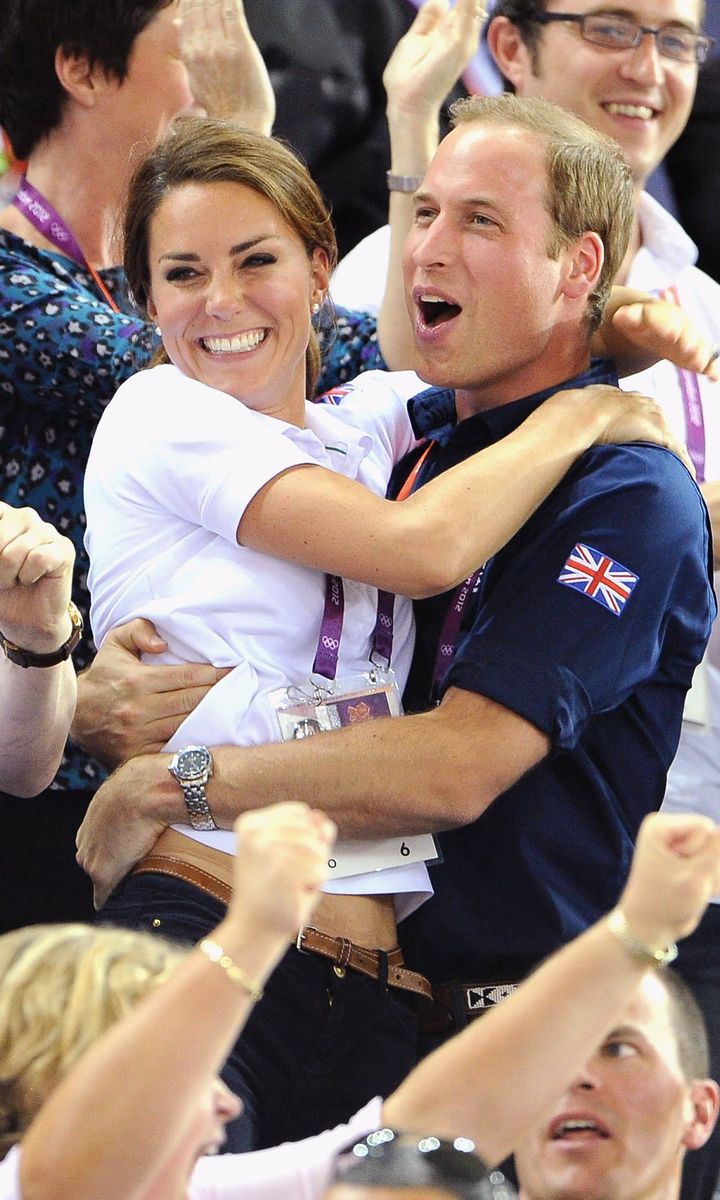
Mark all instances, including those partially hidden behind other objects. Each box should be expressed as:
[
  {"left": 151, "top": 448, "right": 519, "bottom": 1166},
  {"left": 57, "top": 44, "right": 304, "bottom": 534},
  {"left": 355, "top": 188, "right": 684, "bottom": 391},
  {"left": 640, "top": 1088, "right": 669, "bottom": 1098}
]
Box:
[{"left": 418, "top": 293, "right": 462, "bottom": 327}]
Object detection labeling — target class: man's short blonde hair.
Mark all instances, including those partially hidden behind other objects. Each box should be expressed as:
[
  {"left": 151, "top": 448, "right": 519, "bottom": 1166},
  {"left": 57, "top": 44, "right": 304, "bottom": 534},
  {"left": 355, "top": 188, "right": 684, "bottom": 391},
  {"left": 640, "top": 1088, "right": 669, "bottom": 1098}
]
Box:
[{"left": 450, "top": 94, "right": 634, "bottom": 332}]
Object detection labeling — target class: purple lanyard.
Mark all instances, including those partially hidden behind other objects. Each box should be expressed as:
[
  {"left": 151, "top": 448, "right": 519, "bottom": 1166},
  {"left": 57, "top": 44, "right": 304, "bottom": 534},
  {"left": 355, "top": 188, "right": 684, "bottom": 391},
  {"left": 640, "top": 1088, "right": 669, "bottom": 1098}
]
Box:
[
  {"left": 661, "top": 286, "right": 706, "bottom": 482},
  {"left": 312, "top": 575, "right": 396, "bottom": 682},
  {"left": 677, "top": 367, "right": 706, "bottom": 483},
  {"left": 12, "top": 176, "right": 121, "bottom": 313},
  {"left": 431, "top": 568, "right": 484, "bottom": 693},
  {"left": 395, "top": 440, "right": 485, "bottom": 693}
]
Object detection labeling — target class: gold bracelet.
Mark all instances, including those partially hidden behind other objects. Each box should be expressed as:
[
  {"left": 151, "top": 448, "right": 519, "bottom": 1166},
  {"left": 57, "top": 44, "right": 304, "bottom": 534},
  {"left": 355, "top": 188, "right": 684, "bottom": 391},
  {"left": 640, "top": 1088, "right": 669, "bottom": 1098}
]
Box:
[
  {"left": 199, "top": 938, "right": 264, "bottom": 1002},
  {"left": 606, "top": 908, "right": 678, "bottom": 968}
]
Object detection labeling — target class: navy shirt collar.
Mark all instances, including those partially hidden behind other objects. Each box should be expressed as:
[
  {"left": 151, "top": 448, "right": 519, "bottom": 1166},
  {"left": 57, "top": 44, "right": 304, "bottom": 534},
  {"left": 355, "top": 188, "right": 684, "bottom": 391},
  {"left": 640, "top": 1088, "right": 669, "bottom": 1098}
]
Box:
[{"left": 407, "top": 359, "right": 620, "bottom": 446}]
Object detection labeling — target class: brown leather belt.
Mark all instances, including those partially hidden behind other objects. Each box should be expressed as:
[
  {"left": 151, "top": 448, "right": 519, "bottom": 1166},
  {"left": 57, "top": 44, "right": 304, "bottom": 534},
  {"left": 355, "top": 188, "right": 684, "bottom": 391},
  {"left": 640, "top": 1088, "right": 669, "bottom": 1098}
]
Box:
[
  {"left": 297, "top": 925, "right": 433, "bottom": 1004},
  {"left": 133, "top": 830, "right": 433, "bottom": 1003},
  {"left": 132, "top": 827, "right": 233, "bottom": 906}
]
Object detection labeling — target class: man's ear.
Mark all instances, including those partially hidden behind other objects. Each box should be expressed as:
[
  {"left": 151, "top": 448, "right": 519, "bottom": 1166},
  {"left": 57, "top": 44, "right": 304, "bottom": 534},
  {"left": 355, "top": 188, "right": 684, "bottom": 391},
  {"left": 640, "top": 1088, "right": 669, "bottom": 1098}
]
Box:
[
  {"left": 560, "top": 232, "right": 604, "bottom": 301},
  {"left": 54, "top": 45, "right": 107, "bottom": 110},
  {"left": 486, "top": 16, "right": 537, "bottom": 91},
  {"left": 683, "top": 1080, "right": 720, "bottom": 1152}
]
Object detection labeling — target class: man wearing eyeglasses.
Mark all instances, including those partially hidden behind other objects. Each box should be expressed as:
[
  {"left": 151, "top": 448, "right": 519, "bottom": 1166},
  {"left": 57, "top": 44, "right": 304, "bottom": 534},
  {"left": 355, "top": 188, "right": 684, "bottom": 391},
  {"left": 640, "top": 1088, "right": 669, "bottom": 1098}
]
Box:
[
  {"left": 487, "top": 3, "right": 712, "bottom": 199},
  {"left": 486, "top": 8, "right": 720, "bottom": 1200}
]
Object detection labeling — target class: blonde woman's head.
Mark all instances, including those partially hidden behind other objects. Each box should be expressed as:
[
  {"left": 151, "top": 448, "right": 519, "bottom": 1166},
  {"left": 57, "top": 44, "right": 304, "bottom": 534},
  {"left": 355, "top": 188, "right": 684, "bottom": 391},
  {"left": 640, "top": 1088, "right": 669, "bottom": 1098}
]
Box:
[{"left": 0, "top": 923, "right": 186, "bottom": 1157}]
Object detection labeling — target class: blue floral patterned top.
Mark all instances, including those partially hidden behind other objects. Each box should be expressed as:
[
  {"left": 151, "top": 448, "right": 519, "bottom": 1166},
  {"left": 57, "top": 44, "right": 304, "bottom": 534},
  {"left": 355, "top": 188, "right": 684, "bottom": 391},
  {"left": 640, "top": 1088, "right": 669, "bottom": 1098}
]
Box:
[{"left": 0, "top": 229, "right": 386, "bottom": 793}]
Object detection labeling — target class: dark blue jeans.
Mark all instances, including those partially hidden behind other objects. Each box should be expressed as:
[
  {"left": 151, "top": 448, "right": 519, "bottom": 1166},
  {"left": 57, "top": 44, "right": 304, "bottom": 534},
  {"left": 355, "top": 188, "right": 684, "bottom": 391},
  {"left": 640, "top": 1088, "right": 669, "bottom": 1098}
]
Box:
[{"left": 100, "top": 872, "right": 419, "bottom": 1152}]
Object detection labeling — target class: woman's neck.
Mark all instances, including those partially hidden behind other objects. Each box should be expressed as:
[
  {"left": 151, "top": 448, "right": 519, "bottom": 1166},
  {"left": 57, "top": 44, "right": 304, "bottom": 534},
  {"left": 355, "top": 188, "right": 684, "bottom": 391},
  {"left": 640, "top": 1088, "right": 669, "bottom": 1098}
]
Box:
[{"left": 0, "top": 132, "right": 127, "bottom": 269}]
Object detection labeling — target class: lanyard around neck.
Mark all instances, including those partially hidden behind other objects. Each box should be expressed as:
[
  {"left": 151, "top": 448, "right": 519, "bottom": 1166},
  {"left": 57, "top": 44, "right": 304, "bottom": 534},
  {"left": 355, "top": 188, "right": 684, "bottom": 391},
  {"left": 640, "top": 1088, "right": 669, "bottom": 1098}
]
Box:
[
  {"left": 394, "top": 437, "right": 483, "bottom": 695},
  {"left": 12, "top": 176, "right": 121, "bottom": 314},
  {"left": 312, "top": 575, "right": 396, "bottom": 682}
]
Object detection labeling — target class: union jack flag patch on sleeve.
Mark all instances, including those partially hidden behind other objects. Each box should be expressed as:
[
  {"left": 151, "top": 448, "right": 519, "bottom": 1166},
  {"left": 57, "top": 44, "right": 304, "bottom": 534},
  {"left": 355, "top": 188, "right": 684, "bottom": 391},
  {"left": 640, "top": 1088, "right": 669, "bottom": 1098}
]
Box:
[
  {"left": 315, "top": 386, "right": 352, "bottom": 406},
  {"left": 557, "top": 542, "right": 639, "bottom": 617}
]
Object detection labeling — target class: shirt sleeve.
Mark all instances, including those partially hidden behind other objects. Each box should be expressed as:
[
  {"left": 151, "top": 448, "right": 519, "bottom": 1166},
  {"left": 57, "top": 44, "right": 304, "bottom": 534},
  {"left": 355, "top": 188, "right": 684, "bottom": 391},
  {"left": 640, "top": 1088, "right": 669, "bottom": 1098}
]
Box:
[
  {"left": 87, "top": 367, "right": 321, "bottom": 545},
  {"left": 444, "top": 444, "right": 715, "bottom": 749},
  {"left": 0, "top": 247, "right": 157, "bottom": 418},
  {"left": 315, "top": 369, "right": 423, "bottom": 467},
  {"left": 315, "top": 307, "right": 386, "bottom": 394},
  {"left": 187, "top": 1097, "right": 384, "bottom": 1200}
]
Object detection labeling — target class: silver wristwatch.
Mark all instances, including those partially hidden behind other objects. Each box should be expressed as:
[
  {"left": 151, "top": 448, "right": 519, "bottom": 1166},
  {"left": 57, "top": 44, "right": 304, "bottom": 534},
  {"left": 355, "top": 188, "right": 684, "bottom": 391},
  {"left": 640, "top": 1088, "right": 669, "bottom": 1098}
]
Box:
[{"left": 167, "top": 745, "right": 218, "bottom": 832}]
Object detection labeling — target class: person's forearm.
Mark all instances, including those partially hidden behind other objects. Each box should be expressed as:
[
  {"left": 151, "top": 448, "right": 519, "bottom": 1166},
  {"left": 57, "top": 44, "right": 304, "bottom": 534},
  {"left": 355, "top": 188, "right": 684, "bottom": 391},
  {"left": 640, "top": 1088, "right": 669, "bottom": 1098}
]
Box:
[
  {"left": 377, "top": 0, "right": 485, "bottom": 369},
  {"left": 0, "top": 658, "right": 76, "bottom": 796},
  {"left": 138, "top": 690, "right": 547, "bottom": 840},
  {"left": 377, "top": 103, "right": 438, "bottom": 370},
  {"left": 241, "top": 384, "right": 639, "bottom": 600},
  {"left": 132, "top": 716, "right": 482, "bottom": 838},
  {"left": 396, "top": 384, "right": 666, "bottom": 594},
  {"left": 80, "top": 690, "right": 538, "bottom": 907},
  {"left": 20, "top": 915, "right": 283, "bottom": 1200},
  {"left": 383, "top": 916, "right": 649, "bottom": 1164},
  {"left": 384, "top": 812, "right": 720, "bottom": 1162}
]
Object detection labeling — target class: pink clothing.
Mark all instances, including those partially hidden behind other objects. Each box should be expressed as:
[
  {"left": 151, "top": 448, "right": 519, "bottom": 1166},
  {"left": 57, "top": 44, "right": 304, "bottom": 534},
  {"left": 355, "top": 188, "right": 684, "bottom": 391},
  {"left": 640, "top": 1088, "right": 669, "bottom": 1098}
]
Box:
[{"left": 0, "top": 1098, "right": 383, "bottom": 1200}]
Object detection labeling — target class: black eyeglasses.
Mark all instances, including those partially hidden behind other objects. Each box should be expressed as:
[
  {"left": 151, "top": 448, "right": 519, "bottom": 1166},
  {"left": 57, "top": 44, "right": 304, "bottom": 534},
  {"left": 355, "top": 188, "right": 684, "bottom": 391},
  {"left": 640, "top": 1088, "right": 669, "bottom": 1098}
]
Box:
[{"left": 532, "top": 11, "right": 714, "bottom": 63}]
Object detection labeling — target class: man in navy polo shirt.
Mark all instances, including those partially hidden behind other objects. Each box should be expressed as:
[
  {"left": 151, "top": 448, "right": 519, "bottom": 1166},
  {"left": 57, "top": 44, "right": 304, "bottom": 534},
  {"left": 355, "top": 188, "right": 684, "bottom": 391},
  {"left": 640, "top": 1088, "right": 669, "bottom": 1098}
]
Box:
[
  {"left": 386, "top": 95, "right": 713, "bottom": 1021},
  {"left": 78, "top": 95, "right": 714, "bottom": 1045}
]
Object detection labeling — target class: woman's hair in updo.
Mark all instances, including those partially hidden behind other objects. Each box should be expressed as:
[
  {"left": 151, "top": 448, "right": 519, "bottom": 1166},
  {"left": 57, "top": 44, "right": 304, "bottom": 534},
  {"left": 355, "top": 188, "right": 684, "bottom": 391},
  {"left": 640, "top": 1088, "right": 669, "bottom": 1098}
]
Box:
[{"left": 123, "top": 116, "right": 338, "bottom": 397}]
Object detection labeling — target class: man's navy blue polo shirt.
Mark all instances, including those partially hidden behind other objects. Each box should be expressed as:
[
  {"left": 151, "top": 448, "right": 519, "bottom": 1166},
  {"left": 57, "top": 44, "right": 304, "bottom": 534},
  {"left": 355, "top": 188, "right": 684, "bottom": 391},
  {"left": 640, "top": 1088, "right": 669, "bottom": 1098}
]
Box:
[{"left": 395, "top": 361, "right": 716, "bottom": 984}]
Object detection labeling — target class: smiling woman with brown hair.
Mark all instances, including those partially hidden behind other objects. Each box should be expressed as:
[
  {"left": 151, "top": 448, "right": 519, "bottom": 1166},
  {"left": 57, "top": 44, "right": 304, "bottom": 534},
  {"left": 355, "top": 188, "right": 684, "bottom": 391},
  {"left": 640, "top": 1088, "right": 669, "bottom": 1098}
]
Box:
[{"left": 0, "top": 0, "right": 277, "bottom": 929}]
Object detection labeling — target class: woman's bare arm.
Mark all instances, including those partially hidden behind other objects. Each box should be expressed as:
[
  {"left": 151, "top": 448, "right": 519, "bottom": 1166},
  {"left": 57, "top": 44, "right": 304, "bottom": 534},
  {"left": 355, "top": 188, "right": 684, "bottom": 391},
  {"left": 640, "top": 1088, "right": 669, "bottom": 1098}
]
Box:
[
  {"left": 20, "top": 804, "right": 334, "bottom": 1200},
  {"left": 239, "top": 383, "right": 688, "bottom": 598},
  {"left": 384, "top": 812, "right": 720, "bottom": 1163}
]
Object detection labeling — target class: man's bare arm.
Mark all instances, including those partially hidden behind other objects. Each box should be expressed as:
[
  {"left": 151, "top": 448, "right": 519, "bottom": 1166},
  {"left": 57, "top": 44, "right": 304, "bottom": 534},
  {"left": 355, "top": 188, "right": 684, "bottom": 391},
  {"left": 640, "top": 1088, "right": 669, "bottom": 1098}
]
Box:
[
  {"left": 71, "top": 618, "right": 229, "bottom": 770},
  {"left": 77, "top": 687, "right": 549, "bottom": 906}
]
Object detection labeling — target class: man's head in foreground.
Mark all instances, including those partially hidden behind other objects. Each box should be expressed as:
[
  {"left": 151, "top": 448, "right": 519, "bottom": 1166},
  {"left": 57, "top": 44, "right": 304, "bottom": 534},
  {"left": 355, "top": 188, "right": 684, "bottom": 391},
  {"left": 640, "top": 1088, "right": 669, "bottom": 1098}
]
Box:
[
  {"left": 487, "top": 0, "right": 709, "bottom": 192},
  {"left": 515, "top": 970, "right": 719, "bottom": 1200},
  {"left": 403, "top": 94, "right": 633, "bottom": 413}
]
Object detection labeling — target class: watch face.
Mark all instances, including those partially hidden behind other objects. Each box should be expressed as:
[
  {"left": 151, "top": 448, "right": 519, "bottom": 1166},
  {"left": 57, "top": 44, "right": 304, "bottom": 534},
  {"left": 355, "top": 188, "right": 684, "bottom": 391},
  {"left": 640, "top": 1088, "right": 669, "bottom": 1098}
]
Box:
[{"left": 177, "top": 746, "right": 210, "bottom": 778}]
